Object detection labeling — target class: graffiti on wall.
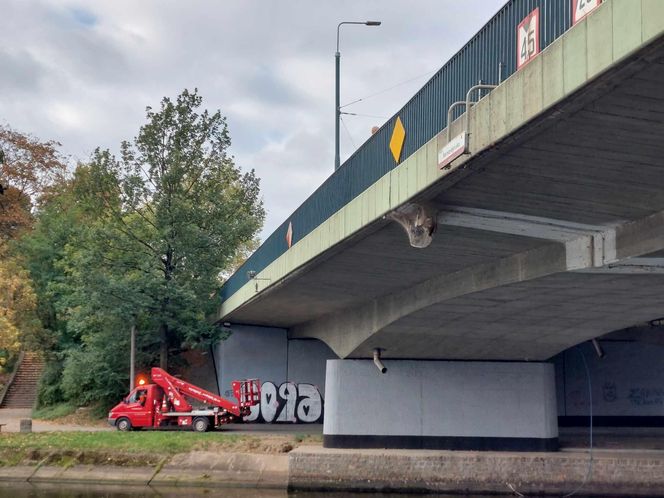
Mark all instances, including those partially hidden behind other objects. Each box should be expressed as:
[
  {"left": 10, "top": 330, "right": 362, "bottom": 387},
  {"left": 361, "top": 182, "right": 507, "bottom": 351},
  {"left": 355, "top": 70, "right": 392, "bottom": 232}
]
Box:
[
  {"left": 567, "top": 381, "right": 664, "bottom": 410},
  {"left": 241, "top": 381, "right": 323, "bottom": 423},
  {"left": 602, "top": 382, "right": 617, "bottom": 403},
  {"left": 628, "top": 387, "right": 664, "bottom": 407}
]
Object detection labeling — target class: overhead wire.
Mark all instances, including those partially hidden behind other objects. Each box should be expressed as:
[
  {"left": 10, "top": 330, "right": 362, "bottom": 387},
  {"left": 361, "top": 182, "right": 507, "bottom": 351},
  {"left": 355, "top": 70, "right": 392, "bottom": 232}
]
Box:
[
  {"left": 340, "top": 68, "right": 438, "bottom": 109},
  {"left": 339, "top": 116, "right": 356, "bottom": 149},
  {"left": 338, "top": 68, "right": 438, "bottom": 146},
  {"left": 340, "top": 111, "right": 389, "bottom": 119}
]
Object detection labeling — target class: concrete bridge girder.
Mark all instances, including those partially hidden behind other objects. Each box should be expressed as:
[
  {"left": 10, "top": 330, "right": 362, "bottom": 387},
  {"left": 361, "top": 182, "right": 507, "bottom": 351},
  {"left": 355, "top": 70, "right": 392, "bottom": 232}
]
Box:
[{"left": 291, "top": 208, "right": 664, "bottom": 360}]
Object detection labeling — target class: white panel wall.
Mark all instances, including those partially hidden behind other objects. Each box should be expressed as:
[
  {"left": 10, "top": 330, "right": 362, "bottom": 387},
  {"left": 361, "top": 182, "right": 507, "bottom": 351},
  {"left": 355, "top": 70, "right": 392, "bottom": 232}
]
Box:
[
  {"left": 215, "top": 325, "right": 336, "bottom": 398},
  {"left": 215, "top": 324, "right": 288, "bottom": 398},
  {"left": 324, "top": 359, "right": 558, "bottom": 439}
]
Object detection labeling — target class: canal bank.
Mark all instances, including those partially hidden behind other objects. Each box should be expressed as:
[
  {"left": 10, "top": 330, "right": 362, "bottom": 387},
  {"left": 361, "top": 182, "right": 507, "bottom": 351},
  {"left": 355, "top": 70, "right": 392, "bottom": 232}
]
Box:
[
  {"left": 0, "top": 451, "right": 288, "bottom": 489},
  {"left": 290, "top": 445, "right": 664, "bottom": 496},
  {"left": 2, "top": 443, "right": 664, "bottom": 496}
]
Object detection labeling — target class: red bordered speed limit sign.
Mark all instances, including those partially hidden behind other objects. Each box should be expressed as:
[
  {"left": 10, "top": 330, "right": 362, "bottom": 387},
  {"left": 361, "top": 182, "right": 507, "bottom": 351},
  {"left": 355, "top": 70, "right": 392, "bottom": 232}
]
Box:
[
  {"left": 517, "top": 8, "right": 540, "bottom": 70},
  {"left": 572, "top": 0, "right": 602, "bottom": 25}
]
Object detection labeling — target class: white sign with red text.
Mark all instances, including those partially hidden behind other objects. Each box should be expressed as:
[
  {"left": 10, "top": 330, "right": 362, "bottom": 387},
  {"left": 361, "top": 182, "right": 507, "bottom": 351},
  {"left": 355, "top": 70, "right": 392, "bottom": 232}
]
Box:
[
  {"left": 573, "top": 0, "right": 602, "bottom": 25},
  {"left": 517, "top": 8, "right": 540, "bottom": 70},
  {"left": 438, "top": 132, "right": 467, "bottom": 169}
]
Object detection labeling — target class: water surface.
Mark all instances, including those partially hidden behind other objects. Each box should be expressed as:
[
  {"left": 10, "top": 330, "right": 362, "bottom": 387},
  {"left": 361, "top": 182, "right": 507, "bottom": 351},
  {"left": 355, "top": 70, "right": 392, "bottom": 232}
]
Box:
[{"left": 0, "top": 483, "right": 502, "bottom": 498}]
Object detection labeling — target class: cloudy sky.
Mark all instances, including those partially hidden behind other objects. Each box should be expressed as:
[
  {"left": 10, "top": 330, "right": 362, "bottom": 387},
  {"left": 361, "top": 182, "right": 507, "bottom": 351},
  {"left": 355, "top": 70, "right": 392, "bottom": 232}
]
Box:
[{"left": 1, "top": 0, "right": 506, "bottom": 239}]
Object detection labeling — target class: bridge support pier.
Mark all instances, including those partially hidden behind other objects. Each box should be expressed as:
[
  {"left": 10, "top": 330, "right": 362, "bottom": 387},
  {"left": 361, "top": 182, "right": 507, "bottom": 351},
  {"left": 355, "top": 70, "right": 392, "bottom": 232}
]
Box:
[{"left": 323, "top": 359, "right": 558, "bottom": 451}]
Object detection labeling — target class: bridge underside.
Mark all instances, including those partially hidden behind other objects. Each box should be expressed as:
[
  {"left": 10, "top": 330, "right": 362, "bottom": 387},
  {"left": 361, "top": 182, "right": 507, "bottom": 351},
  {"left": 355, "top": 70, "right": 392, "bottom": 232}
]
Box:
[{"left": 226, "top": 37, "right": 664, "bottom": 362}]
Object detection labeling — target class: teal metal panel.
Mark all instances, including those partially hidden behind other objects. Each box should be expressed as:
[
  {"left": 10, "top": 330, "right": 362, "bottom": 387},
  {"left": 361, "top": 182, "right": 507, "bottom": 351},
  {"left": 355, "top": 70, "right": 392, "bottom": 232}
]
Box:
[{"left": 221, "top": 0, "right": 573, "bottom": 303}]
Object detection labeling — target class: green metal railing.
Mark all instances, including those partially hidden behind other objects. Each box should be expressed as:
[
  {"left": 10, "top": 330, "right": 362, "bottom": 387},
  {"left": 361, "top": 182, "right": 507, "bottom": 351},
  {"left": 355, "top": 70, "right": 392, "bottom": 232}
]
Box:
[{"left": 221, "top": 0, "right": 573, "bottom": 304}]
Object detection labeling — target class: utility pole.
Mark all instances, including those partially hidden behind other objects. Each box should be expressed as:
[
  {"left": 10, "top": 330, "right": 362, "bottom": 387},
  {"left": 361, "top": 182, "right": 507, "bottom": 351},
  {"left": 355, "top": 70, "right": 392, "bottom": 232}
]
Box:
[{"left": 129, "top": 323, "right": 136, "bottom": 391}]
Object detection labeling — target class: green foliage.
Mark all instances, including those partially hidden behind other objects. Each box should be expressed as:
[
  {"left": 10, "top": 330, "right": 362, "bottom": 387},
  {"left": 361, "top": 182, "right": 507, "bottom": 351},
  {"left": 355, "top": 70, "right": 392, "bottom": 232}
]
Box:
[
  {"left": 93, "top": 89, "right": 263, "bottom": 355},
  {"left": 59, "top": 319, "right": 138, "bottom": 408},
  {"left": 22, "top": 89, "right": 264, "bottom": 409},
  {"left": 37, "top": 357, "right": 65, "bottom": 406},
  {"left": 0, "top": 349, "right": 18, "bottom": 375}
]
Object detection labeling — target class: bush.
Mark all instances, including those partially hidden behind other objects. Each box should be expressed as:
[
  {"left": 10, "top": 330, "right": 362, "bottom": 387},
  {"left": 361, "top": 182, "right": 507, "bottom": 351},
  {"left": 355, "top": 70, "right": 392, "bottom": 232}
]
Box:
[
  {"left": 0, "top": 350, "right": 18, "bottom": 375},
  {"left": 37, "top": 358, "right": 66, "bottom": 407},
  {"left": 60, "top": 343, "right": 128, "bottom": 408}
]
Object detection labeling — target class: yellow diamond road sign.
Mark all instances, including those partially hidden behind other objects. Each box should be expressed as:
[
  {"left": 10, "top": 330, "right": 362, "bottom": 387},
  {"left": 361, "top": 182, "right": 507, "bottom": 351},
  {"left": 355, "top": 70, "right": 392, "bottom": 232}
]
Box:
[{"left": 389, "top": 116, "right": 406, "bottom": 163}]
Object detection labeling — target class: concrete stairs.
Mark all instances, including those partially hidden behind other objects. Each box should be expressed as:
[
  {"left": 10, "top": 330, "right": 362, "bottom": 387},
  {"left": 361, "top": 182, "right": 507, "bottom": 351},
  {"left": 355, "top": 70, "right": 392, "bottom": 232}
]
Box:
[{"left": 0, "top": 352, "right": 44, "bottom": 409}]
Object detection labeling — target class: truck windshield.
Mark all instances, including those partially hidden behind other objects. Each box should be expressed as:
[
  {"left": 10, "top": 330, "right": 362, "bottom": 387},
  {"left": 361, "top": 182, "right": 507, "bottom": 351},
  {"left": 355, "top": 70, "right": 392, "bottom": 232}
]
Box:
[{"left": 127, "top": 389, "right": 147, "bottom": 404}]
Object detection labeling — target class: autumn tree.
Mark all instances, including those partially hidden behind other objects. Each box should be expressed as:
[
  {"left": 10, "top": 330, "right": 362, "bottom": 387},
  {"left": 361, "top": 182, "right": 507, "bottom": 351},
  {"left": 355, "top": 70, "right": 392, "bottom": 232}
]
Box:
[
  {"left": 0, "top": 126, "right": 64, "bottom": 371},
  {"left": 0, "top": 250, "right": 43, "bottom": 365},
  {"left": 0, "top": 126, "right": 66, "bottom": 247}
]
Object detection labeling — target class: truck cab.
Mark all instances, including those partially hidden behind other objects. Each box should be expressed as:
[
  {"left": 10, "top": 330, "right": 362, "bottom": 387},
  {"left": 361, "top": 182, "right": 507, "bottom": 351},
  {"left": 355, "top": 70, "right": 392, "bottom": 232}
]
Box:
[{"left": 108, "top": 384, "right": 163, "bottom": 431}]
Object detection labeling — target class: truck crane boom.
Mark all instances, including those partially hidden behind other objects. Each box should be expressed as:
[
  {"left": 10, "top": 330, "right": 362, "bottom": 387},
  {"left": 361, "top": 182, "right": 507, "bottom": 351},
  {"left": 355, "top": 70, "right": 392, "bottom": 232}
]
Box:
[{"left": 150, "top": 367, "right": 259, "bottom": 416}]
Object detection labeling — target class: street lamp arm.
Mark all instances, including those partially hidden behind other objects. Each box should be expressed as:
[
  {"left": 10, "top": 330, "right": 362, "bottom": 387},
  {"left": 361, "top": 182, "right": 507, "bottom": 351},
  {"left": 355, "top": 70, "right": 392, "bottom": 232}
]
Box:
[{"left": 336, "top": 21, "right": 382, "bottom": 52}]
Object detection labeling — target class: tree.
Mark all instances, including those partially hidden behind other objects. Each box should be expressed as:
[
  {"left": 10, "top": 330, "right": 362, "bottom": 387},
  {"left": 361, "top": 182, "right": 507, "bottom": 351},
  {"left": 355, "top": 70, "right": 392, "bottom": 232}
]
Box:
[
  {"left": 20, "top": 170, "right": 158, "bottom": 407},
  {"left": 0, "top": 126, "right": 65, "bottom": 369},
  {"left": 75, "top": 89, "right": 264, "bottom": 369},
  {"left": 0, "top": 126, "right": 66, "bottom": 247}
]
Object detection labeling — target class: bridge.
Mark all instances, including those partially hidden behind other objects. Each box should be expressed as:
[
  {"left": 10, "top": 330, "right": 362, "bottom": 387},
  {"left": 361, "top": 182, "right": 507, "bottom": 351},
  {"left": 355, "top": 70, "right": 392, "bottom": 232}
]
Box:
[{"left": 217, "top": 0, "right": 664, "bottom": 451}]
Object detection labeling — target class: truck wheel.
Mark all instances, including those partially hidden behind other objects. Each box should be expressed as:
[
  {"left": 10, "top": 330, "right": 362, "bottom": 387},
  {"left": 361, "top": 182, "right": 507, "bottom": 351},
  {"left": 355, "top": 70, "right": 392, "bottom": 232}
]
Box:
[
  {"left": 192, "top": 417, "right": 209, "bottom": 433},
  {"left": 116, "top": 417, "right": 132, "bottom": 432}
]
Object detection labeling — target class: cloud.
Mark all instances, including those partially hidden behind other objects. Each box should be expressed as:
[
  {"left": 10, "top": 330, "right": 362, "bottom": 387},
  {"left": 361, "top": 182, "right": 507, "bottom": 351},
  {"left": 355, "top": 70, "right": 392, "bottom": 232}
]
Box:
[
  {"left": 0, "top": 0, "right": 507, "bottom": 239},
  {"left": 0, "top": 49, "right": 47, "bottom": 93}
]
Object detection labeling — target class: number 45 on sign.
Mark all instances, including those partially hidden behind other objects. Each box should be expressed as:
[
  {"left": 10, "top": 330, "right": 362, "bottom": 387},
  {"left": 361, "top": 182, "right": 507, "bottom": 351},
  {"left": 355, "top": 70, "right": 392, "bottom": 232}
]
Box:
[{"left": 517, "top": 8, "right": 539, "bottom": 70}]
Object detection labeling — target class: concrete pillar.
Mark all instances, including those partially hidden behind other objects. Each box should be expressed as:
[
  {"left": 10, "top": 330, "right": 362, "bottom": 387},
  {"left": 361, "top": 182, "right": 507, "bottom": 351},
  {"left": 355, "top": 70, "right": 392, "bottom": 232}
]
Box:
[{"left": 323, "top": 359, "right": 558, "bottom": 451}]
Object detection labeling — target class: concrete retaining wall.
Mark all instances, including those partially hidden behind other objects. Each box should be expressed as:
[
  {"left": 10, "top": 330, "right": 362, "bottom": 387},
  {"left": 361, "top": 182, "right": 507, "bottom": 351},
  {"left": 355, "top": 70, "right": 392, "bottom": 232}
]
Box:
[{"left": 289, "top": 445, "right": 664, "bottom": 496}]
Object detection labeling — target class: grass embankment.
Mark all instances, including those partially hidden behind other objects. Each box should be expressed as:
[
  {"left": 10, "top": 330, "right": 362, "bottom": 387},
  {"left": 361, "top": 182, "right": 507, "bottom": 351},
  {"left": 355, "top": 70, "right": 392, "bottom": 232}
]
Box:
[
  {"left": 32, "top": 403, "right": 78, "bottom": 420},
  {"left": 32, "top": 403, "right": 109, "bottom": 426},
  {"left": 0, "top": 431, "right": 320, "bottom": 467}
]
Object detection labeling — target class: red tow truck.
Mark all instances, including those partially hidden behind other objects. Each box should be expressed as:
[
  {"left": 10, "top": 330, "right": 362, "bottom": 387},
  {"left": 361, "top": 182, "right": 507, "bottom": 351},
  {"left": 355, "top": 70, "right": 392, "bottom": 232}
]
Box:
[{"left": 108, "top": 367, "right": 260, "bottom": 432}]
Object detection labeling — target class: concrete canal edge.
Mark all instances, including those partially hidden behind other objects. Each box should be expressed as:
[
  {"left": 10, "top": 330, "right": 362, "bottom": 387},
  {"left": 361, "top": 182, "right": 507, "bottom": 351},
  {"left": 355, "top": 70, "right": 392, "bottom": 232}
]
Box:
[
  {"left": 0, "top": 452, "right": 288, "bottom": 490},
  {"left": 2, "top": 446, "right": 664, "bottom": 496},
  {"left": 288, "top": 446, "right": 664, "bottom": 496}
]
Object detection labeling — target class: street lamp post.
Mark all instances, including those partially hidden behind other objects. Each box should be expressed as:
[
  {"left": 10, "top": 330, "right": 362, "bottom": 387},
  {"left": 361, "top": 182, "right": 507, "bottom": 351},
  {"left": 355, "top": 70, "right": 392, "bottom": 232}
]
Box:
[{"left": 335, "top": 20, "right": 381, "bottom": 171}]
